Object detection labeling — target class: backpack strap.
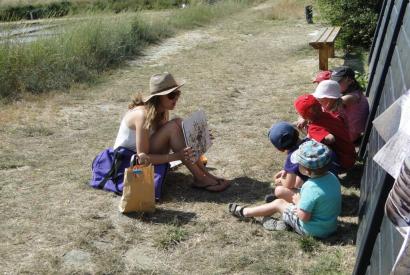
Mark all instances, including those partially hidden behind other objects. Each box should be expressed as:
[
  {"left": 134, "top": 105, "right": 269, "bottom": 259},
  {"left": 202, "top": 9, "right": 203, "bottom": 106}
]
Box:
[
  {"left": 112, "top": 151, "right": 125, "bottom": 194},
  {"left": 98, "top": 148, "right": 123, "bottom": 190}
]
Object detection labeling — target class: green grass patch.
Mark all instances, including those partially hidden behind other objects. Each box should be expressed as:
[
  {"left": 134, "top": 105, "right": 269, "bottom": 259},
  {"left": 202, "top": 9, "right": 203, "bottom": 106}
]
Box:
[
  {"left": 20, "top": 125, "right": 54, "bottom": 137},
  {"left": 154, "top": 225, "right": 188, "bottom": 249},
  {"left": 299, "top": 235, "right": 320, "bottom": 253},
  {"left": 0, "top": 0, "right": 258, "bottom": 101},
  {"left": 308, "top": 250, "right": 344, "bottom": 274}
]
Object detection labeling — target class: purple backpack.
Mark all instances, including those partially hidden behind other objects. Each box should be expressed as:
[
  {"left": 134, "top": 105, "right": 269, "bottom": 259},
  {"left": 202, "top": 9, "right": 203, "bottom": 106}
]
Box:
[{"left": 90, "top": 147, "right": 169, "bottom": 201}]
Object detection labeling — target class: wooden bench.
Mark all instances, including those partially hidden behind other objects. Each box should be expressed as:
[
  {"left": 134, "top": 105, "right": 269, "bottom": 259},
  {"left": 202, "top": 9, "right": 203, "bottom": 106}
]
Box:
[{"left": 309, "top": 26, "right": 341, "bottom": 70}]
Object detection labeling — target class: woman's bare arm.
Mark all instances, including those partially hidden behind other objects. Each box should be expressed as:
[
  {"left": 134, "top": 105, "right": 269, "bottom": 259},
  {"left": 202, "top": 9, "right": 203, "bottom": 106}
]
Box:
[{"left": 341, "top": 93, "right": 359, "bottom": 106}]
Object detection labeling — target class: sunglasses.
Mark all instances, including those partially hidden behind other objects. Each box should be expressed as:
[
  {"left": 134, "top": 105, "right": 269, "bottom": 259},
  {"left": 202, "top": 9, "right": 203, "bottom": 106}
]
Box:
[{"left": 167, "top": 90, "right": 181, "bottom": 100}]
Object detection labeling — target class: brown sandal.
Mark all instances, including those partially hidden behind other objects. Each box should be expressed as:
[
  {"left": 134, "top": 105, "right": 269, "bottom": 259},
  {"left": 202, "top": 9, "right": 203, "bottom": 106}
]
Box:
[{"left": 192, "top": 179, "right": 230, "bottom": 192}]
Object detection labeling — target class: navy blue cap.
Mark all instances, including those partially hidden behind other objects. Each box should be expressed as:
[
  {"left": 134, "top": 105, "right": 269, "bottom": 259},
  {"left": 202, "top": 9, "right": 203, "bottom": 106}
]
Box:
[{"left": 268, "top": 122, "right": 297, "bottom": 150}]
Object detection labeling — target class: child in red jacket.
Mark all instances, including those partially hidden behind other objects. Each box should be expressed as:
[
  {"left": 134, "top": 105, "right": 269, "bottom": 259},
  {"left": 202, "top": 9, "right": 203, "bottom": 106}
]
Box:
[{"left": 294, "top": 94, "right": 356, "bottom": 170}]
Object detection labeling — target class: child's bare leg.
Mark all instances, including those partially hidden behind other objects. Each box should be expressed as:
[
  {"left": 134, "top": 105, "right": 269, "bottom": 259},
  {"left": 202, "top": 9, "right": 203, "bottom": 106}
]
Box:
[
  {"left": 242, "top": 199, "right": 290, "bottom": 218},
  {"left": 274, "top": 186, "right": 299, "bottom": 203}
]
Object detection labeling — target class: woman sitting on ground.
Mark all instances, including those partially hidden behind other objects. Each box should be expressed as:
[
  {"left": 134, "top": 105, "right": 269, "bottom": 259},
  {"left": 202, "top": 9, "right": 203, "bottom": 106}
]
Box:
[{"left": 113, "top": 72, "right": 229, "bottom": 192}]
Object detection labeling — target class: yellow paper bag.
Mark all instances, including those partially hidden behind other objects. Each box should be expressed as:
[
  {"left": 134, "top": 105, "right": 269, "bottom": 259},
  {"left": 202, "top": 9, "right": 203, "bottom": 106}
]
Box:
[{"left": 119, "top": 165, "right": 155, "bottom": 213}]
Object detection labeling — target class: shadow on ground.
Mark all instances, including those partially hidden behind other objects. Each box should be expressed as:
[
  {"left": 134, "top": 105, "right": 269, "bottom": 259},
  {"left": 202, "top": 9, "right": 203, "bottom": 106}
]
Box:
[
  {"left": 322, "top": 219, "right": 358, "bottom": 246},
  {"left": 162, "top": 171, "right": 272, "bottom": 204},
  {"left": 339, "top": 163, "right": 364, "bottom": 188},
  {"left": 124, "top": 208, "right": 197, "bottom": 225},
  {"left": 341, "top": 193, "right": 359, "bottom": 217}
]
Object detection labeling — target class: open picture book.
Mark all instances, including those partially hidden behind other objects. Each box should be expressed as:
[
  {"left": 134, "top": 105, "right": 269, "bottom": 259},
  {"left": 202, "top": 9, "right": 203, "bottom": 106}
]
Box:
[{"left": 181, "top": 110, "right": 212, "bottom": 163}]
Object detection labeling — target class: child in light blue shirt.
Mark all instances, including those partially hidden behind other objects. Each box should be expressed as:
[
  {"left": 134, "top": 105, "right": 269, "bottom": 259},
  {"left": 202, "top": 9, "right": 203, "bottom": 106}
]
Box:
[
  {"left": 229, "top": 140, "right": 341, "bottom": 238},
  {"left": 297, "top": 171, "right": 341, "bottom": 237}
]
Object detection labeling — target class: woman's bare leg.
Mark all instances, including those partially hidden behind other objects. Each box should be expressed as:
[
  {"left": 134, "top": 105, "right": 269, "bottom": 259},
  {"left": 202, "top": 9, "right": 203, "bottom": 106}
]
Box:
[
  {"left": 242, "top": 199, "right": 290, "bottom": 218},
  {"left": 196, "top": 158, "right": 229, "bottom": 184},
  {"left": 149, "top": 119, "right": 224, "bottom": 188}
]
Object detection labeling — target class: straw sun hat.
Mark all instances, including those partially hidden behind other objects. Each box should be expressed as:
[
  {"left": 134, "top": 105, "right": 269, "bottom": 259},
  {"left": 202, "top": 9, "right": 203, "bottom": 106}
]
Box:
[{"left": 142, "top": 72, "right": 185, "bottom": 102}]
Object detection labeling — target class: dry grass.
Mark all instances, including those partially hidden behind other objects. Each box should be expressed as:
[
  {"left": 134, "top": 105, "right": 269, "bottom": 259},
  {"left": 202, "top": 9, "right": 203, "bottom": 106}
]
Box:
[
  {"left": 0, "top": 1, "right": 359, "bottom": 274},
  {"left": 262, "top": 0, "right": 308, "bottom": 21}
]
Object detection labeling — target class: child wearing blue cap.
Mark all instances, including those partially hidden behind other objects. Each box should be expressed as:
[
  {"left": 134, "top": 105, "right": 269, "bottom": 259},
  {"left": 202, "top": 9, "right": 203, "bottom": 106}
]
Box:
[
  {"left": 265, "top": 121, "right": 308, "bottom": 203},
  {"left": 265, "top": 121, "right": 338, "bottom": 203},
  {"left": 229, "top": 140, "right": 341, "bottom": 238}
]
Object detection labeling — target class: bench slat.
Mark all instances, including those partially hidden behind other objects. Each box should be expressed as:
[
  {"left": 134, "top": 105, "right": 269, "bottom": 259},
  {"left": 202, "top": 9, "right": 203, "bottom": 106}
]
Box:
[
  {"left": 317, "top": 27, "right": 334, "bottom": 43},
  {"left": 327, "top": 26, "right": 341, "bottom": 43},
  {"left": 309, "top": 27, "right": 341, "bottom": 48},
  {"left": 308, "top": 26, "right": 341, "bottom": 70}
]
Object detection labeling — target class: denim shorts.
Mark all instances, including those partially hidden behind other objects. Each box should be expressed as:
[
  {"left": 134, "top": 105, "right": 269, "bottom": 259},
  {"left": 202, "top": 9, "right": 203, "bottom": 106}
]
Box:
[{"left": 282, "top": 204, "right": 307, "bottom": 235}]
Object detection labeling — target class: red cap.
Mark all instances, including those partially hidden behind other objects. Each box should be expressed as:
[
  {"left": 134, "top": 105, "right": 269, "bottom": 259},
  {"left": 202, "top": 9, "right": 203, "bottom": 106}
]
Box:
[
  {"left": 294, "top": 94, "right": 321, "bottom": 118},
  {"left": 312, "top": 70, "right": 332, "bottom": 83}
]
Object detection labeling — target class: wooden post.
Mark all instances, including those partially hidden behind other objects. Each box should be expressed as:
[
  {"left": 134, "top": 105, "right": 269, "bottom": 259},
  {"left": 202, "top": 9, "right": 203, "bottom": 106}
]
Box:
[
  {"left": 319, "top": 45, "right": 329, "bottom": 70},
  {"left": 309, "top": 27, "right": 340, "bottom": 71},
  {"left": 329, "top": 43, "right": 335, "bottom": 58}
]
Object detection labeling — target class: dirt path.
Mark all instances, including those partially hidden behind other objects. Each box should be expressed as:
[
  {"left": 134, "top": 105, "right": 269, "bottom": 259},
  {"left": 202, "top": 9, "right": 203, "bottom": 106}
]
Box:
[{"left": 0, "top": 1, "right": 357, "bottom": 274}]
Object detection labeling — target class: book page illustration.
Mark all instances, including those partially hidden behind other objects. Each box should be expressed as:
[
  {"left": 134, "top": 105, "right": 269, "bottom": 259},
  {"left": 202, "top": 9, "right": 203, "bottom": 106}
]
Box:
[{"left": 182, "top": 110, "right": 212, "bottom": 162}]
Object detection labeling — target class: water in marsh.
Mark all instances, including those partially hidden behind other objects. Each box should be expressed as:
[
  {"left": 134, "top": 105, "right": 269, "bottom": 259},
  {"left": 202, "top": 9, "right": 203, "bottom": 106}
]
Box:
[
  {"left": 0, "top": 9, "right": 173, "bottom": 44},
  {"left": 0, "top": 23, "right": 59, "bottom": 43}
]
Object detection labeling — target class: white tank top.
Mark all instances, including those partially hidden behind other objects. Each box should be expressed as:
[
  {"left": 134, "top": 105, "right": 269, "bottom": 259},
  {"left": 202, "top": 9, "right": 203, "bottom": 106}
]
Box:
[
  {"left": 113, "top": 119, "right": 137, "bottom": 151},
  {"left": 113, "top": 109, "right": 156, "bottom": 151}
]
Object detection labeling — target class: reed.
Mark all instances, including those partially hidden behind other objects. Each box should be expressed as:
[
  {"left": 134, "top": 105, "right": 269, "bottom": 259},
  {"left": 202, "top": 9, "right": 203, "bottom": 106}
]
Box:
[
  {"left": 0, "top": 0, "right": 258, "bottom": 100},
  {"left": 0, "top": 15, "right": 168, "bottom": 99}
]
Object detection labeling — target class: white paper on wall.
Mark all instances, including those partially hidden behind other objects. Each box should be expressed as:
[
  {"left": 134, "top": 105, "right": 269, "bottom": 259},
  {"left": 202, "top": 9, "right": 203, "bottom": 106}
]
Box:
[
  {"left": 398, "top": 93, "right": 410, "bottom": 136},
  {"left": 373, "top": 90, "right": 410, "bottom": 179},
  {"left": 372, "top": 96, "right": 403, "bottom": 141},
  {"left": 373, "top": 132, "right": 410, "bottom": 179},
  {"left": 391, "top": 228, "right": 410, "bottom": 275}
]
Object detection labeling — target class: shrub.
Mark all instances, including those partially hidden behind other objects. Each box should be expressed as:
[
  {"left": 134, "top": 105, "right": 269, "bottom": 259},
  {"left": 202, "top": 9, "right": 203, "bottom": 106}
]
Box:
[{"left": 315, "top": 0, "right": 380, "bottom": 50}]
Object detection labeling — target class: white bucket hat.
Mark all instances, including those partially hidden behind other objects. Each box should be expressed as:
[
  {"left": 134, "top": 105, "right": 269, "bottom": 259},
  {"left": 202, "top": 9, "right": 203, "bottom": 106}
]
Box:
[{"left": 312, "top": 79, "right": 342, "bottom": 99}]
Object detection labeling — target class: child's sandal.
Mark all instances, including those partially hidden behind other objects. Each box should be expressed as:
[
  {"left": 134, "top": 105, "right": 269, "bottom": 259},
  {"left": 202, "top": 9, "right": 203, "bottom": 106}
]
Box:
[{"left": 228, "top": 203, "right": 247, "bottom": 219}]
